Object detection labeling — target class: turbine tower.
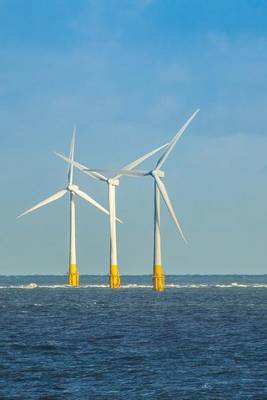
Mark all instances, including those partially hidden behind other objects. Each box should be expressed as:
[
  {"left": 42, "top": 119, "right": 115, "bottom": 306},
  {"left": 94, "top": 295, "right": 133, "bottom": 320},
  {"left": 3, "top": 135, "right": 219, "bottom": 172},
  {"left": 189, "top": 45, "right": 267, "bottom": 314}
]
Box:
[
  {"left": 55, "top": 144, "right": 168, "bottom": 288},
  {"left": 102, "top": 110, "right": 199, "bottom": 291},
  {"left": 17, "top": 128, "right": 112, "bottom": 286}
]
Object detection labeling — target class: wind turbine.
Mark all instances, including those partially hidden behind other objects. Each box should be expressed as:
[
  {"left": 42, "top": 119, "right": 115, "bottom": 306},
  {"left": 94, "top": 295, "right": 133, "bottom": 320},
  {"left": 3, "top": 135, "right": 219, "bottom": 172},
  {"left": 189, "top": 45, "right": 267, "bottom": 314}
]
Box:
[
  {"left": 17, "top": 128, "right": 113, "bottom": 286},
  {"left": 94, "top": 110, "right": 199, "bottom": 291},
  {"left": 55, "top": 143, "right": 168, "bottom": 288}
]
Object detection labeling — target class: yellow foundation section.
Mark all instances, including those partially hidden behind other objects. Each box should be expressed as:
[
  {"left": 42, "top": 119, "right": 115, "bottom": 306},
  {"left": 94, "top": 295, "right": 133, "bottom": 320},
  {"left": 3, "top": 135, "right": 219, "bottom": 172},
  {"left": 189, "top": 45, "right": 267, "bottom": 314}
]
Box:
[
  {"left": 110, "top": 265, "right": 120, "bottom": 288},
  {"left": 153, "top": 265, "right": 165, "bottom": 291},
  {"left": 68, "top": 264, "right": 79, "bottom": 287}
]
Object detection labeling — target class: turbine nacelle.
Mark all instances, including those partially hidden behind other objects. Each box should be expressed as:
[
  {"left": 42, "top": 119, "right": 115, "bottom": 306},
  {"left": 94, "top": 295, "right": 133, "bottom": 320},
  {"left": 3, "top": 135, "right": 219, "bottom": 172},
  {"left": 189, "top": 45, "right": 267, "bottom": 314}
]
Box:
[
  {"left": 108, "top": 178, "right": 120, "bottom": 186},
  {"left": 67, "top": 184, "right": 79, "bottom": 192},
  {"left": 151, "top": 170, "right": 165, "bottom": 178}
]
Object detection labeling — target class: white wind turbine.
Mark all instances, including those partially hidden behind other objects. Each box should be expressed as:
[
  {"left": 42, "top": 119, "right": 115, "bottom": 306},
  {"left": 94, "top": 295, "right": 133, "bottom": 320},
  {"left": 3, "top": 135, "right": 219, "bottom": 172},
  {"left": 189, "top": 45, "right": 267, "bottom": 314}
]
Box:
[
  {"left": 17, "top": 128, "right": 113, "bottom": 286},
  {"left": 95, "top": 110, "right": 199, "bottom": 291},
  {"left": 55, "top": 143, "right": 168, "bottom": 288}
]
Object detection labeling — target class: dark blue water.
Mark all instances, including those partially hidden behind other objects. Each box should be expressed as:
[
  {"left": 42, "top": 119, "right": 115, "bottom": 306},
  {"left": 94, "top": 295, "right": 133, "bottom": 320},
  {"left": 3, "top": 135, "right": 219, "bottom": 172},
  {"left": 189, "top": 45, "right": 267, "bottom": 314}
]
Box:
[{"left": 1, "top": 275, "right": 267, "bottom": 399}]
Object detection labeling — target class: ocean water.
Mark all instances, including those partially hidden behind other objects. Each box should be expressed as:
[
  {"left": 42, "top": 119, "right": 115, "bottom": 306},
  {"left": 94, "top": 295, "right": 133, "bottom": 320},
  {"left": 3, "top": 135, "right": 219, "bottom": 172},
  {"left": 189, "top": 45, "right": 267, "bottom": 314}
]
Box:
[{"left": 1, "top": 275, "right": 267, "bottom": 399}]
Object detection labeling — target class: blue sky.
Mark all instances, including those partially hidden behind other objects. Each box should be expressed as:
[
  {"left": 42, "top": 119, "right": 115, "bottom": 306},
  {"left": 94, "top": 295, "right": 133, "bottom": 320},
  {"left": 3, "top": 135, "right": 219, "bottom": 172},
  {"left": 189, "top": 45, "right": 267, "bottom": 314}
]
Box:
[{"left": 1, "top": 0, "right": 267, "bottom": 275}]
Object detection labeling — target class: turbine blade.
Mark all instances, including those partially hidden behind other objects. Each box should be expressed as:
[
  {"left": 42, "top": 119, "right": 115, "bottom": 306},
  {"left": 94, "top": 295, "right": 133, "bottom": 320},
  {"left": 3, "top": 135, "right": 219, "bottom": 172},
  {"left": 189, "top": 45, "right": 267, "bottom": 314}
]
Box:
[
  {"left": 72, "top": 187, "right": 108, "bottom": 214},
  {"left": 17, "top": 189, "right": 67, "bottom": 219},
  {"left": 71, "top": 187, "right": 122, "bottom": 223},
  {"left": 89, "top": 169, "right": 148, "bottom": 177},
  {"left": 68, "top": 126, "right": 76, "bottom": 186},
  {"left": 156, "top": 109, "right": 199, "bottom": 170},
  {"left": 55, "top": 152, "right": 107, "bottom": 182},
  {"left": 112, "top": 143, "right": 169, "bottom": 179},
  {"left": 154, "top": 175, "right": 187, "bottom": 243}
]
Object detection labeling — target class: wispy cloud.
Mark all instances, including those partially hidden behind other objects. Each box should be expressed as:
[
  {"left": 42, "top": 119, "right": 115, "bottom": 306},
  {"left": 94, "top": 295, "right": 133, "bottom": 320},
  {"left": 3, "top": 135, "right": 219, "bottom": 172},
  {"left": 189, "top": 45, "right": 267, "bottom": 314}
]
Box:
[{"left": 138, "top": 0, "right": 155, "bottom": 8}]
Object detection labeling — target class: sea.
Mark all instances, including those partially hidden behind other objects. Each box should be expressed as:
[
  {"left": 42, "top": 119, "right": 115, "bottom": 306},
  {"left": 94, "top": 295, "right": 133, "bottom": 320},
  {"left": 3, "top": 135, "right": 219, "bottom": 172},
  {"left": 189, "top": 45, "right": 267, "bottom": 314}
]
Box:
[{"left": 1, "top": 275, "right": 267, "bottom": 399}]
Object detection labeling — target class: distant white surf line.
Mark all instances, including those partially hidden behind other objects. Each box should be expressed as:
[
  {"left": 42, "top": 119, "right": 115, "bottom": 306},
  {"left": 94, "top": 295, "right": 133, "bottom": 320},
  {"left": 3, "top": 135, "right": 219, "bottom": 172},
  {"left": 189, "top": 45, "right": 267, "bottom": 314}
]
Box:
[{"left": 1, "top": 282, "right": 267, "bottom": 289}]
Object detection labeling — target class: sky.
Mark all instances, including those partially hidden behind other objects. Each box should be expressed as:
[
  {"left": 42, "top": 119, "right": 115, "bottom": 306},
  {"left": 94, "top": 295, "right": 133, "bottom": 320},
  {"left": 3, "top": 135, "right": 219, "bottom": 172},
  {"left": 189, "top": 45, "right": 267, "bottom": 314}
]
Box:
[{"left": 1, "top": 0, "right": 267, "bottom": 275}]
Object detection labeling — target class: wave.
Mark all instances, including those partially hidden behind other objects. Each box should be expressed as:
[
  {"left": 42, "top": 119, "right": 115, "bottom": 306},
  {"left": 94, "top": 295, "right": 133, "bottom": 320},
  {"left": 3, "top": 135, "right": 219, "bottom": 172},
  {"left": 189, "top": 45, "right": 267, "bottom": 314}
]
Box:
[{"left": 1, "top": 282, "right": 267, "bottom": 289}]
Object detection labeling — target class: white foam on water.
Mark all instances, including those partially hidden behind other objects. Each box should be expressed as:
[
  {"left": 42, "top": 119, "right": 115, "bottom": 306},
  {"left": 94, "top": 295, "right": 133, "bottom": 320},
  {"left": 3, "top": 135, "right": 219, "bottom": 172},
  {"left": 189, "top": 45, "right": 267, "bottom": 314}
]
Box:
[
  {"left": 253, "top": 284, "right": 267, "bottom": 288},
  {"left": 121, "top": 284, "right": 152, "bottom": 288},
  {"left": 38, "top": 284, "right": 70, "bottom": 288},
  {"left": 166, "top": 284, "right": 210, "bottom": 288},
  {"left": 0, "top": 284, "right": 39, "bottom": 289},
  {"left": 215, "top": 283, "right": 251, "bottom": 288},
  {"left": 1, "top": 282, "right": 267, "bottom": 289},
  {"left": 27, "top": 283, "right": 38, "bottom": 288},
  {"left": 80, "top": 284, "right": 109, "bottom": 288}
]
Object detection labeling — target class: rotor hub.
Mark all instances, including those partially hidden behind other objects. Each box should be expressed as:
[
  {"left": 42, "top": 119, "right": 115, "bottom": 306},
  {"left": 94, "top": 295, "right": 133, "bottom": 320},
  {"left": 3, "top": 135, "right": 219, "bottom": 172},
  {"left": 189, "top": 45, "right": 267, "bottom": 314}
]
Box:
[
  {"left": 68, "top": 184, "right": 79, "bottom": 192},
  {"left": 151, "top": 169, "right": 165, "bottom": 178}
]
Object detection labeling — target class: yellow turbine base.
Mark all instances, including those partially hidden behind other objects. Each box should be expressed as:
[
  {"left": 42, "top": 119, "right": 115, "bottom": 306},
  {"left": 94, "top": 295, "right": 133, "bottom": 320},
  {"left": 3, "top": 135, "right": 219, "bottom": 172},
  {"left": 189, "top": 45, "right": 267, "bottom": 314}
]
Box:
[
  {"left": 153, "top": 265, "right": 165, "bottom": 292},
  {"left": 68, "top": 264, "right": 79, "bottom": 287},
  {"left": 110, "top": 265, "right": 120, "bottom": 289}
]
